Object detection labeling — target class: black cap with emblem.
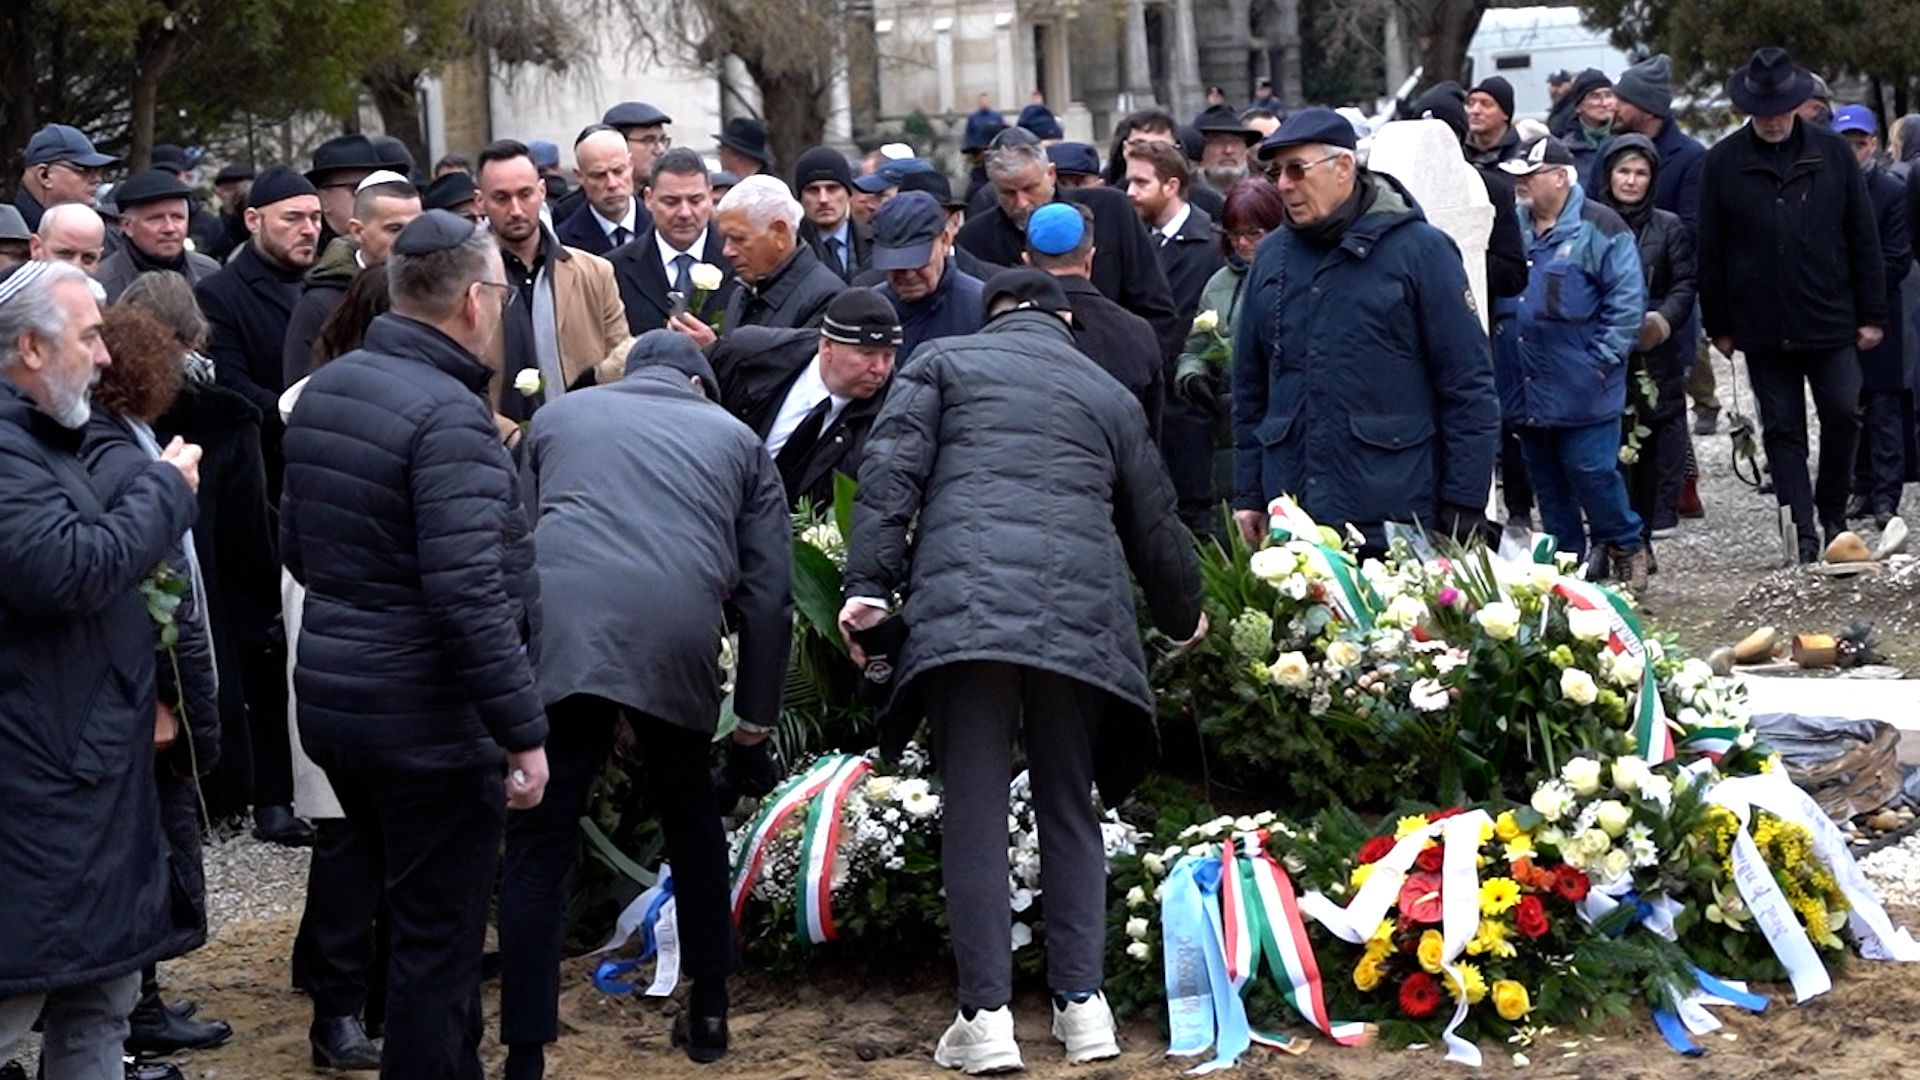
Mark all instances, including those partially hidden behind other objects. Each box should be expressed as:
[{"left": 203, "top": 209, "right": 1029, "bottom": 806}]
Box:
[
  {"left": 820, "top": 288, "right": 904, "bottom": 347},
  {"left": 391, "top": 209, "right": 478, "bottom": 257}
]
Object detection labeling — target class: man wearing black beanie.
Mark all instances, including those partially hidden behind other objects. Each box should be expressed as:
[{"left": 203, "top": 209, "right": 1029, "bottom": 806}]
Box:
[
  {"left": 1467, "top": 76, "right": 1522, "bottom": 167},
  {"left": 794, "top": 147, "right": 871, "bottom": 282}
]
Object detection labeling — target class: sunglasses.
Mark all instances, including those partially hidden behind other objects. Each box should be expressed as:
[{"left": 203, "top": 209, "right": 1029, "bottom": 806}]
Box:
[{"left": 1272, "top": 153, "right": 1343, "bottom": 181}]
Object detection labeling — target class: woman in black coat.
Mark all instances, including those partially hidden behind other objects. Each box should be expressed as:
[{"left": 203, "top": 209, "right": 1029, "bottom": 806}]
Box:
[
  {"left": 1596, "top": 134, "right": 1699, "bottom": 542},
  {"left": 84, "top": 297, "right": 235, "bottom": 1054}
]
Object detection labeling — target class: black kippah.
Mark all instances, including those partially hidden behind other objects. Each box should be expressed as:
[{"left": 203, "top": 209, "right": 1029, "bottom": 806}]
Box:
[
  {"left": 246, "top": 165, "right": 318, "bottom": 209},
  {"left": 392, "top": 209, "right": 478, "bottom": 256}
]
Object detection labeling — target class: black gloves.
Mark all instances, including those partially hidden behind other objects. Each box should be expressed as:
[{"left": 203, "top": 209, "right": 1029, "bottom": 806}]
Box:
[
  {"left": 1174, "top": 357, "right": 1226, "bottom": 417},
  {"left": 715, "top": 737, "right": 782, "bottom": 805},
  {"left": 1439, "top": 503, "right": 1500, "bottom": 548}
]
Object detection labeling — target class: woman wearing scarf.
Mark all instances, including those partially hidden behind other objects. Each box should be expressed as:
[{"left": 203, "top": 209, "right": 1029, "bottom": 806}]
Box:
[
  {"left": 1173, "top": 178, "right": 1288, "bottom": 519},
  {"left": 1594, "top": 134, "right": 1698, "bottom": 550}
]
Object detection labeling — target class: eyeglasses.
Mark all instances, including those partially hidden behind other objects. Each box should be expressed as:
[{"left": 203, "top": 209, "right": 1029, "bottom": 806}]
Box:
[
  {"left": 628, "top": 133, "right": 672, "bottom": 150},
  {"left": 474, "top": 281, "right": 516, "bottom": 311},
  {"left": 1274, "top": 153, "right": 1343, "bottom": 181},
  {"left": 48, "top": 161, "right": 104, "bottom": 184}
]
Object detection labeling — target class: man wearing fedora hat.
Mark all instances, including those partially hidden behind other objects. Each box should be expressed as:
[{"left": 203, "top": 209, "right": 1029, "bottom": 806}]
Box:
[
  {"left": 715, "top": 118, "right": 773, "bottom": 181},
  {"left": 1193, "top": 103, "right": 1260, "bottom": 192},
  {"left": 1699, "top": 46, "right": 1888, "bottom": 563}
]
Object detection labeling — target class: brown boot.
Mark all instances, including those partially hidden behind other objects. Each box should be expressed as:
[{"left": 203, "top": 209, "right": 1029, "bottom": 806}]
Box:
[{"left": 1608, "top": 545, "right": 1651, "bottom": 594}]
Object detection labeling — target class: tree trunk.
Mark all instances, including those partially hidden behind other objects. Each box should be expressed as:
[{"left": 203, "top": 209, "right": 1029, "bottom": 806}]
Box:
[
  {"left": 1407, "top": 0, "right": 1485, "bottom": 89},
  {"left": 750, "top": 64, "right": 829, "bottom": 174},
  {"left": 365, "top": 62, "right": 429, "bottom": 173},
  {"left": 0, "top": 0, "right": 44, "bottom": 177},
  {"left": 843, "top": 0, "right": 880, "bottom": 143},
  {"left": 1275, "top": 0, "right": 1303, "bottom": 107},
  {"left": 127, "top": 21, "right": 183, "bottom": 173}
]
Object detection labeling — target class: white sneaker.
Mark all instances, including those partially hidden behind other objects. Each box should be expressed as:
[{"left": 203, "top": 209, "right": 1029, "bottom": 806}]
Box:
[
  {"left": 934, "top": 1006, "right": 1025, "bottom": 1074},
  {"left": 1050, "top": 992, "right": 1120, "bottom": 1064}
]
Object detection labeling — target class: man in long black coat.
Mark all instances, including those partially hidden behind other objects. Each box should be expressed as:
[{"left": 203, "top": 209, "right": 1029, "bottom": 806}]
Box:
[
  {"left": 1835, "top": 106, "right": 1915, "bottom": 526},
  {"left": 0, "top": 261, "right": 202, "bottom": 1077},
  {"left": 281, "top": 212, "right": 551, "bottom": 1079},
  {"left": 502, "top": 331, "right": 791, "bottom": 1073},
  {"left": 839, "top": 269, "right": 1203, "bottom": 1074},
  {"left": 1022, "top": 203, "right": 1163, "bottom": 436}
]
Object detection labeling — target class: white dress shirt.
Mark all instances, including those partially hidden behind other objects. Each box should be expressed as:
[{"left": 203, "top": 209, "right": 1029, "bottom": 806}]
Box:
[
  {"left": 655, "top": 229, "right": 709, "bottom": 283},
  {"left": 593, "top": 198, "right": 639, "bottom": 244},
  {"left": 1158, "top": 201, "right": 1192, "bottom": 243},
  {"left": 764, "top": 352, "right": 849, "bottom": 459}
]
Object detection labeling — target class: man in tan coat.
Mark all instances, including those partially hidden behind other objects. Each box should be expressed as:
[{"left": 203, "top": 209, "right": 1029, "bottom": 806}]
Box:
[{"left": 474, "top": 139, "right": 629, "bottom": 436}]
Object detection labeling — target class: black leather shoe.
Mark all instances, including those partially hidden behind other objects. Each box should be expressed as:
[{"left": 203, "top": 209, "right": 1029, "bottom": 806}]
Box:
[
  {"left": 126, "top": 992, "right": 232, "bottom": 1054},
  {"left": 127, "top": 1062, "right": 184, "bottom": 1080},
  {"left": 310, "top": 1015, "right": 381, "bottom": 1071},
  {"left": 253, "top": 804, "right": 315, "bottom": 847},
  {"left": 165, "top": 999, "right": 197, "bottom": 1020},
  {"left": 671, "top": 1009, "right": 729, "bottom": 1064}
]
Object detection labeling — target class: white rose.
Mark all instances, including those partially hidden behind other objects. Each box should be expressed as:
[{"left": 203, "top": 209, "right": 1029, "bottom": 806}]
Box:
[
  {"left": 1639, "top": 774, "right": 1674, "bottom": 808},
  {"left": 1530, "top": 781, "right": 1573, "bottom": 823},
  {"left": 689, "top": 262, "right": 725, "bottom": 292},
  {"left": 512, "top": 368, "right": 543, "bottom": 397},
  {"left": 1324, "top": 640, "right": 1363, "bottom": 670},
  {"left": 1409, "top": 677, "right": 1451, "bottom": 713},
  {"left": 1527, "top": 563, "right": 1560, "bottom": 593},
  {"left": 1594, "top": 799, "right": 1634, "bottom": 838},
  {"left": 1560, "top": 756, "right": 1604, "bottom": 796},
  {"left": 1126, "top": 916, "right": 1150, "bottom": 940},
  {"left": 1607, "top": 652, "right": 1644, "bottom": 688},
  {"left": 1578, "top": 828, "right": 1613, "bottom": 858},
  {"left": 1011, "top": 922, "right": 1033, "bottom": 950},
  {"left": 1126, "top": 885, "right": 1148, "bottom": 908},
  {"left": 1141, "top": 852, "right": 1166, "bottom": 877},
  {"left": 1600, "top": 847, "right": 1633, "bottom": 883},
  {"left": 1610, "top": 756, "right": 1651, "bottom": 794},
  {"left": 1475, "top": 601, "right": 1522, "bottom": 641},
  {"left": 1559, "top": 668, "right": 1599, "bottom": 708},
  {"left": 1191, "top": 309, "right": 1220, "bottom": 333},
  {"left": 1126, "top": 941, "right": 1152, "bottom": 961},
  {"left": 1269, "top": 651, "right": 1313, "bottom": 690},
  {"left": 1567, "top": 607, "right": 1612, "bottom": 644},
  {"left": 1248, "top": 546, "right": 1294, "bottom": 583},
  {"left": 1383, "top": 594, "right": 1429, "bottom": 628}
]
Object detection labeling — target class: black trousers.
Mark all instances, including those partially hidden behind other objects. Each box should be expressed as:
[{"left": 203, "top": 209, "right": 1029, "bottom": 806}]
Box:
[
  {"left": 1625, "top": 374, "right": 1690, "bottom": 534},
  {"left": 1745, "top": 347, "right": 1862, "bottom": 535},
  {"left": 497, "top": 695, "right": 733, "bottom": 1048},
  {"left": 1854, "top": 388, "right": 1909, "bottom": 516},
  {"left": 1500, "top": 422, "right": 1535, "bottom": 524},
  {"left": 1160, "top": 398, "right": 1219, "bottom": 535},
  {"left": 292, "top": 819, "right": 390, "bottom": 1027},
  {"left": 311, "top": 746, "right": 504, "bottom": 1080},
  {"left": 244, "top": 640, "right": 294, "bottom": 808}
]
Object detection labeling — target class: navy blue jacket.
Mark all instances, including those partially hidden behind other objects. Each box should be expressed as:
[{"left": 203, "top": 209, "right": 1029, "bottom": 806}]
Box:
[
  {"left": 876, "top": 260, "right": 984, "bottom": 363},
  {"left": 1648, "top": 118, "right": 1706, "bottom": 237},
  {"left": 1231, "top": 171, "right": 1499, "bottom": 545},
  {"left": 1861, "top": 163, "right": 1912, "bottom": 391},
  {"left": 1494, "top": 185, "right": 1646, "bottom": 428},
  {"left": 282, "top": 314, "right": 547, "bottom": 770}
]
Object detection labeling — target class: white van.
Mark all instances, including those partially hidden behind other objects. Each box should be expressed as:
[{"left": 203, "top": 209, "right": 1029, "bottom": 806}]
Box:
[{"left": 1464, "top": 6, "right": 1639, "bottom": 120}]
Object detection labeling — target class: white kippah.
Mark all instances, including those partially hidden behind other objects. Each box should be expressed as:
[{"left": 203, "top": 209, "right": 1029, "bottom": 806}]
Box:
[{"left": 356, "top": 169, "right": 410, "bottom": 193}]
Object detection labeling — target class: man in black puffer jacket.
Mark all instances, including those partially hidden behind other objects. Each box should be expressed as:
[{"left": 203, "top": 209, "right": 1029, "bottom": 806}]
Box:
[
  {"left": 281, "top": 210, "right": 550, "bottom": 1078},
  {"left": 840, "top": 269, "right": 1204, "bottom": 1074}
]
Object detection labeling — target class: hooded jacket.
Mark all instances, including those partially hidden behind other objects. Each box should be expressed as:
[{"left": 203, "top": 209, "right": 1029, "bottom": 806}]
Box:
[
  {"left": 1494, "top": 183, "right": 1646, "bottom": 428},
  {"left": 280, "top": 236, "right": 360, "bottom": 386},
  {"left": 1594, "top": 134, "right": 1698, "bottom": 385},
  {"left": 1232, "top": 170, "right": 1499, "bottom": 547}
]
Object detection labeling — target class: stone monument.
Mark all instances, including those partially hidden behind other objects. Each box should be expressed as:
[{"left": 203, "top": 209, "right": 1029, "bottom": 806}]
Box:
[{"left": 1365, "top": 118, "right": 1495, "bottom": 334}]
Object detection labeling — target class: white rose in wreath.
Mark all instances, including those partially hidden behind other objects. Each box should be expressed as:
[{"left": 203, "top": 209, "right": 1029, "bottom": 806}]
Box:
[
  {"left": 1600, "top": 847, "right": 1634, "bottom": 883},
  {"left": 1530, "top": 781, "right": 1574, "bottom": 823},
  {"left": 1126, "top": 941, "right": 1152, "bottom": 961},
  {"left": 689, "top": 262, "right": 725, "bottom": 292},
  {"left": 1559, "top": 668, "right": 1599, "bottom": 708},
  {"left": 1475, "top": 601, "right": 1521, "bottom": 641},
  {"left": 512, "top": 368, "right": 543, "bottom": 397},
  {"left": 1324, "top": 640, "right": 1363, "bottom": 670},
  {"left": 1269, "top": 651, "right": 1313, "bottom": 691},
  {"left": 1125, "top": 917, "right": 1150, "bottom": 940},
  {"left": 1610, "top": 755, "right": 1652, "bottom": 794},
  {"left": 1248, "top": 546, "right": 1294, "bottom": 583},
  {"left": 1560, "top": 755, "right": 1604, "bottom": 795},
  {"left": 1567, "top": 608, "right": 1612, "bottom": 644},
  {"left": 1594, "top": 799, "right": 1634, "bottom": 838}
]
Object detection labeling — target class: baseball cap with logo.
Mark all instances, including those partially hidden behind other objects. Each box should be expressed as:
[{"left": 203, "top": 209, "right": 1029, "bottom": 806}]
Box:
[
  {"left": 1833, "top": 105, "right": 1877, "bottom": 136},
  {"left": 1499, "top": 136, "right": 1576, "bottom": 176},
  {"left": 870, "top": 192, "right": 947, "bottom": 270}
]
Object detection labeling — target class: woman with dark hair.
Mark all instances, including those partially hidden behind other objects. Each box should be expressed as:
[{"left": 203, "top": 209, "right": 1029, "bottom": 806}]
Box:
[
  {"left": 1594, "top": 134, "right": 1697, "bottom": 552},
  {"left": 1173, "top": 178, "right": 1289, "bottom": 514},
  {"left": 81, "top": 299, "right": 236, "bottom": 1062},
  {"left": 310, "top": 264, "right": 391, "bottom": 370}
]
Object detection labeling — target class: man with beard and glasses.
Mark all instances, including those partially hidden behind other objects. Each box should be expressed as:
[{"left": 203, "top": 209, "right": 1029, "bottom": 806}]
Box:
[{"left": 1192, "top": 104, "right": 1262, "bottom": 193}]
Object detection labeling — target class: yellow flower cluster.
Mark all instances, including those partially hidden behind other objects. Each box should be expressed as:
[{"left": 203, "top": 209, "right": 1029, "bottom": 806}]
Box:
[
  {"left": 1753, "top": 812, "right": 1848, "bottom": 948},
  {"left": 1467, "top": 918, "right": 1516, "bottom": 959},
  {"left": 1444, "top": 962, "right": 1487, "bottom": 1004}
]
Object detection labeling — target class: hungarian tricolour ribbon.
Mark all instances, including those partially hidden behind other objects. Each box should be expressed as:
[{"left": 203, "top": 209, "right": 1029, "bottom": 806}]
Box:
[
  {"left": 1550, "top": 577, "right": 1674, "bottom": 764},
  {"left": 795, "top": 754, "right": 871, "bottom": 944},
  {"left": 1266, "top": 498, "right": 1377, "bottom": 629}
]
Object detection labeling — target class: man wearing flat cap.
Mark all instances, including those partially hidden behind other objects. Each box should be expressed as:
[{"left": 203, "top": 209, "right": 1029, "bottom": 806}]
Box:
[
  {"left": 95, "top": 169, "right": 221, "bottom": 300},
  {"left": 13, "top": 123, "right": 118, "bottom": 231},
  {"left": 1233, "top": 107, "right": 1499, "bottom": 554},
  {"left": 1048, "top": 143, "right": 1103, "bottom": 189},
  {"left": 838, "top": 265, "right": 1203, "bottom": 1074},
  {"left": 206, "top": 163, "right": 255, "bottom": 263},
  {"left": 282, "top": 209, "right": 551, "bottom": 1079},
  {"left": 795, "top": 147, "right": 872, "bottom": 282},
  {"left": 709, "top": 287, "right": 903, "bottom": 510},
  {"left": 423, "top": 170, "right": 484, "bottom": 224},
  {"left": 870, "top": 192, "right": 983, "bottom": 362},
  {"left": 1699, "top": 46, "right": 1887, "bottom": 563},
  {"left": 503, "top": 330, "right": 791, "bottom": 1074},
  {"left": 604, "top": 100, "right": 674, "bottom": 190}
]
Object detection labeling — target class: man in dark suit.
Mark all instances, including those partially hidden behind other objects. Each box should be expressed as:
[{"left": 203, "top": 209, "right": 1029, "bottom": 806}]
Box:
[
  {"left": 793, "top": 147, "right": 871, "bottom": 281},
  {"left": 192, "top": 164, "right": 320, "bottom": 847},
  {"left": 1023, "top": 203, "right": 1163, "bottom": 437},
  {"left": 554, "top": 128, "right": 648, "bottom": 257},
  {"left": 610, "top": 148, "right": 738, "bottom": 335},
  {"left": 708, "top": 288, "right": 902, "bottom": 510}
]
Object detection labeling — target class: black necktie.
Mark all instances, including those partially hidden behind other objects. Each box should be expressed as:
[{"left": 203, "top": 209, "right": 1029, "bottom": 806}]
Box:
[
  {"left": 825, "top": 236, "right": 846, "bottom": 271},
  {"left": 672, "top": 253, "right": 695, "bottom": 297},
  {"left": 776, "top": 396, "right": 833, "bottom": 491},
  {"left": 612, "top": 226, "right": 631, "bottom": 247}
]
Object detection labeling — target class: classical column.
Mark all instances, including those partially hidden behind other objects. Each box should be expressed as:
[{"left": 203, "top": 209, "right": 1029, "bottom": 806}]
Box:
[
  {"left": 1123, "top": 0, "right": 1155, "bottom": 109},
  {"left": 1169, "top": 0, "right": 1205, "bottom": 120},
  {"left": 995, "top": 11, "right": 1018, "bottom": 111}
]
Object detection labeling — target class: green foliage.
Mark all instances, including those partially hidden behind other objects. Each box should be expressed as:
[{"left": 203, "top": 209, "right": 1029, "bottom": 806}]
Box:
[{"left": 1577, "top": 0, "right": 1920, "bottom": 92}]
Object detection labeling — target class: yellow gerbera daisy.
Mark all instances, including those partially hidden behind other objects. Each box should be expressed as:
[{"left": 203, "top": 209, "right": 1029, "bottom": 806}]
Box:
[{"left": 1478, "top": 877, "right": 1522, "bottom": 916}]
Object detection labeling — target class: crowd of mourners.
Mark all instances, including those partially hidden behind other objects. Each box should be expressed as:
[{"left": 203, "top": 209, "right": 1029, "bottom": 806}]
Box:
[{"left": 1, "top": 40, "right": 1914, "bottom": 1080}]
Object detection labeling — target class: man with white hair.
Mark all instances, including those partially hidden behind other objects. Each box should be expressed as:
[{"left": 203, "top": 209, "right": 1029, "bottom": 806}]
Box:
[
  {"left": 0, "top": 260, "right": 205, "bottom": 1080},
  {"left": 30, "top": 202, "right": 107, "bottom": 277},
  {"left": 705, "top": 175, "right": 844, "bottom": 339},
  {"left": 1495, "top": 135, "right": 1649, "bottom": 586},
  {"left": 554, "top": 127, "right": 647, "bottom": 256}
]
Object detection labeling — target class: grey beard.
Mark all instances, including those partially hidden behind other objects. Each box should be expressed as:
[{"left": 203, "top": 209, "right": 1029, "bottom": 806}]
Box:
[
  {"left": 1202, "top": 163, "right": 1249, "bottom": 190},
  {"left": 44, "top": 368, "right": 95, "bottom": 429}
]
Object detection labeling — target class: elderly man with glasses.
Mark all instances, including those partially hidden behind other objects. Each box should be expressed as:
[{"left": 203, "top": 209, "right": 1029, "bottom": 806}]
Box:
[
  {"left": 13, "top": 124, "right": 118, "bottom": 231},
  {"left": 1231, "top": 108, "right": 1501, "bottom": 555}
]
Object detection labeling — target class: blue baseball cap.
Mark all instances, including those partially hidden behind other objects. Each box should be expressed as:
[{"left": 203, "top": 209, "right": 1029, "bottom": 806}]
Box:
[
  {"left": 1256, "top": 106, "right": 1358, "bottom": 160},
  {"left": 528, "top": 140, "right": 561, "bottom": 168},
  {"left": 1025, "top": 202, "right": 1085, "bottom": 256},
  {"left": 1833, "top": 104, "right": 1877, "bottom": 136},
  {"left": 870, "top": 192, "right": 947, "bottom": 270},
  {"left": 24, "top": 124, "right": 119, "bottom": 168},
  {"left": 1047, "top": 142, "right": 1101, "bottom": 177},
  {"left": 853, "top": 156, "right": 934, "bottom": 194}
]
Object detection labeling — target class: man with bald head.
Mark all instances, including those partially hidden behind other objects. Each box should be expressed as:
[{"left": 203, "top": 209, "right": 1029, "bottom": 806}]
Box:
[
  {"left": 555, "top": 128, "right": 647, "bottom": 256},
  {"left": 30, "top": 203, "right": 108, "bottom": 278}
]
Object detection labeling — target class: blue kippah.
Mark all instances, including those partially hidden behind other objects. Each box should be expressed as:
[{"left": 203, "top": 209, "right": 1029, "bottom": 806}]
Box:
[{"left": 1025, "top": 203, "right": 1084, "bottom": 256}]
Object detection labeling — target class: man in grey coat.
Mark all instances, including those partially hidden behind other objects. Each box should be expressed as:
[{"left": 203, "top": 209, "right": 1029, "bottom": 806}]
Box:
[
  {"left": 501, "top": 331, "right": 793, "bottom": 1076},
  {"left": 840, "top": 269, "right": 1204, "bottom": 1074}
]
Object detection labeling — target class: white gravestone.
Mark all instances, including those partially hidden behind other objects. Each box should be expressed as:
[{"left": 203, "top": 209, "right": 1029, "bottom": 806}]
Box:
[{"left": 1366, "top": 119, "right": 1495, "bottom": 334}]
